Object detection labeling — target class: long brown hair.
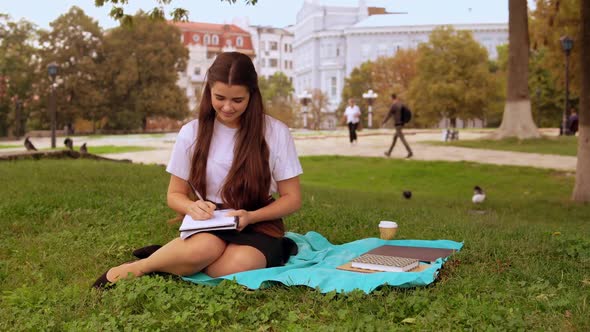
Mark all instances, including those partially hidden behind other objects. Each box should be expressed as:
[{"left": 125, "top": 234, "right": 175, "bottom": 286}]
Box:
[{"left": 188, "top": 52, "right": 270, "bottom": 211}]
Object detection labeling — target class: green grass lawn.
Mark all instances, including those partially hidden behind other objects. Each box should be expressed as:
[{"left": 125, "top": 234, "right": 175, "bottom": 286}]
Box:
[
  {"left": 81, "top": 145, "right": 156, "bottom": 154},
  {"left": 426, "top": 136, "right": 578, "bottom": 156},
  {"left": 38, "top": 145, "right": 156, "bottom": 154},
  {"left": 0, "top": 144, "right": 20, "bottom": 149},
  {"left": 0, "top": 157, "right": 589, "bottom": 330}
]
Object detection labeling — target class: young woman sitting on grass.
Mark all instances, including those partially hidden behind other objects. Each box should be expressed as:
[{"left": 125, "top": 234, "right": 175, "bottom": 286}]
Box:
[{"left": 93, "top": 52, "right": 302, "bottom": 288}]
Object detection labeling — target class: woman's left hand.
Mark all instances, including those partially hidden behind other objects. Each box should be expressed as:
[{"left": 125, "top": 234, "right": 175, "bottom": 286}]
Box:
[{"left": 225, "top": 209, "right": 252, "bottom": 231}]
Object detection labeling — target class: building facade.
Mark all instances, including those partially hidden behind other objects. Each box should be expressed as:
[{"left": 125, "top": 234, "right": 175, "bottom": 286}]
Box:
[
  {"left": 173, "top": 22, "right": 255, "bottom": 111},
  {"left": 247, "top": 25, "right": 295, "bottom": 82},
  {"left": 293, "top": 0, "right": 508, "bottom": 129}
]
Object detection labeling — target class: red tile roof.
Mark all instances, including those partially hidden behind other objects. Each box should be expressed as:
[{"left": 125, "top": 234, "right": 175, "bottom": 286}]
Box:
[
  {"left": 171, "top": 21, "right": 249, "bottom": 35},
  {"left": 170, "top": 21, "right": 254, "bottom": 53}
]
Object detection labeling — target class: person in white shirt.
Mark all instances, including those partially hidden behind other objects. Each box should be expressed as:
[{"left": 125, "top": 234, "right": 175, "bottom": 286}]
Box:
[
  {"left": 343, "top": 98, "right": 361, "bottom": 144},
  {"left": 94, "top": 52, "right": 303, "bottom": 289}
]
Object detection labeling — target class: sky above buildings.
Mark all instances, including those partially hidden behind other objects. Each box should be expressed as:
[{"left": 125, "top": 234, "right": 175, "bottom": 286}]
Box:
[{"left": 1, "top": 0, "right": 523, "bottom": 30}]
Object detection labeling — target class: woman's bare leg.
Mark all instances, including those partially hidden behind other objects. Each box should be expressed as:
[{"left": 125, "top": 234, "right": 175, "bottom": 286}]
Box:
[
  {"left": 204, "top": 244, "right": 266, "bottom": 278},
  {"left": 106, "top": 233, "right": 227, "bottom": 282}
]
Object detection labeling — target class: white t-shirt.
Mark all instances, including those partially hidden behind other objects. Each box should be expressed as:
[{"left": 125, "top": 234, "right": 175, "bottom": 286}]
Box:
[
  {"left": 166, "top": 115, "right": 303, "bottom": 203},
  {"left": 344, "top": 105, "right": 361, "bottom": 124}
]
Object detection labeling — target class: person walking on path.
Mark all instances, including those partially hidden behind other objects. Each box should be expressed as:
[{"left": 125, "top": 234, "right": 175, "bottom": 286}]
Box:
[
  {"left": 568, "top": 108, "right": 579, "bottom": 136},
  {"left": 343, "top": 98, "right": 361, "bottom": 145},
  {"left": 382, "top": 94, "right": 413, "bottom": 158}
]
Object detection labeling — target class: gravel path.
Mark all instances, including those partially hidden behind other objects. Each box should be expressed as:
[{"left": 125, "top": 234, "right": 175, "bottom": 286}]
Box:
[{"left": 0, "top": 128, "right": 577, "bottom": 171}]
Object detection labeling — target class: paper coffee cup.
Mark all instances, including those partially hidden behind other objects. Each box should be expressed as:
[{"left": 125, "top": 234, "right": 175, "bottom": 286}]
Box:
[{"left": 379, "top": 221, "right": 398, "bottom": 240}]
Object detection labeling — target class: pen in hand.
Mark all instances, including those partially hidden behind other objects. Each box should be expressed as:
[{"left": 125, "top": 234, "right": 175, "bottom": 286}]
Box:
[
  {"left": 187, "top": 181, "right": 205, "bottom": 201},
  {"left": 187, "top": 180, "right": 216, "bottom": 219}
]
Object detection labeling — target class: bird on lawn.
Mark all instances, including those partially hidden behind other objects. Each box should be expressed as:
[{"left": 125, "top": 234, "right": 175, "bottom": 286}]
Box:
[
  {"left": 24, "top": 137, "right": 37, "bottom": 151},
  {"left": 80, "top": 143, "right": 88, "bottom": 154},
  {"left": 403, "top": 190, "right": 412, "bottom": 199},
  {"left": 472, "top": 186, "right": 486, "bottom": 203},
  {"left": 64, "top": 137, "right": 73, "bottom": 150}
]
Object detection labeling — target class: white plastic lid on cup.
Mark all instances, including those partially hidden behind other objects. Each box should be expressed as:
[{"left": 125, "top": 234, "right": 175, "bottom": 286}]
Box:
[{"left": 379, "top": 221, "right": 398, "bottom": 228}]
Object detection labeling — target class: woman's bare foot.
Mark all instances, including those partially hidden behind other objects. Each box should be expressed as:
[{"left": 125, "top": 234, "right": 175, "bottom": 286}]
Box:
[{"left": 106, "top": 261, "right": 145, "bottom": 282}]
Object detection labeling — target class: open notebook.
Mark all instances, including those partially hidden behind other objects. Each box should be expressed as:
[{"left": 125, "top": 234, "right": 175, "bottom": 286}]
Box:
[{"left": 179, "top": 209, "right": 238, "bottom": 239}]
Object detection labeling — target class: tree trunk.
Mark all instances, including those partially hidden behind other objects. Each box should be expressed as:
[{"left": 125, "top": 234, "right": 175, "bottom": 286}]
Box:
[
  {"left": 494, "top": 0, "right": 540, "bottom": 139},
  {"left": 572, "top": 0, "right": 590, "bottom": 202},
  {"left": 142, "top": 116, "right": 147, "bottom": 132}
]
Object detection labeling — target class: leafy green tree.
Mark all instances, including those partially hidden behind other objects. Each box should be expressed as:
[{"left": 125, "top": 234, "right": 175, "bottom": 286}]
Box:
[
  {"left": 372, "top": 49, "right": 418, "bottom": 127},
  {"left": 38, "top": 6, "right": 105, "bottom": 133},
  {"left": 95, "top": 0, "right": 257, "bottom": 24},
  {"left": 485, "top": 44, "right": 508, "bottom": 127},
  {"left": 529, "top": 48, "right": 563, "bottom": 127},
  {"left": 259, "top": 72, "right": 296, "bottom": 127},
  {"left": 407, "top": 26, "right": 498, "bottom": 128},
  {"left": 0, "top": 15, "right": 39, "bottom": 137},
  {"left": 101, "top": 13, "right": 188, "bottom": 130},
  {"left": 530, "top": 0, "right": 581, "bottom": 98},
  {"left": 309, "top": 89, "right": 329, "bottom": 130},
  {"left": 340, "top": 49, "right": 419, "bottom": 128}
]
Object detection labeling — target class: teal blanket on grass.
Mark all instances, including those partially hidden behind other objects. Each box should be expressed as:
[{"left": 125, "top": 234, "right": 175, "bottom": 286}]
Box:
[{"left": 183, "top": 231, "right": 463, "bottom": 294}]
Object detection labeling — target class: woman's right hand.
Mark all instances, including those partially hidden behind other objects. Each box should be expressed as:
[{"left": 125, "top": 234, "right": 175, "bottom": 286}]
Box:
[{"left": 186, "top": 200, "right": 216, "bottom": 220}]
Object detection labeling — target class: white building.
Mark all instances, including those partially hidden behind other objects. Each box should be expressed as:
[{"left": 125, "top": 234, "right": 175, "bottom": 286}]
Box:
[
  {"left": 293, "top": 0, "right": 508, "bottom": 129},
  {"left": 247, "top": 25, "right": 295, "bottom": 82}
]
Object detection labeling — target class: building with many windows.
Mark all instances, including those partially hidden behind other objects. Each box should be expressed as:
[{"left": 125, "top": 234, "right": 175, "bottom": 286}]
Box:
[
  {"left": 293, "top": 0, "right": 508, "bottom": 129},
  {"left": 173, "top": 22, "right": 255, "bottom": 111},
  {"left": 246, "top": 25, "right": 295, "bottom": 82}
]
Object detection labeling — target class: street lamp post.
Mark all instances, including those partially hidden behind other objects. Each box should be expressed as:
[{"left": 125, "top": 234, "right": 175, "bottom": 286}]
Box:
[
  {"left": 535, "top": 87, "right": 541, "bottom": 127},
  {"left": 362, "top": 89, "right": 378, "bottom": 128},
  {"left": 560, "top": 36, "right": 574, "bottom": 136},
  {"left": 298, "top": 90, "right": 312, "bottom": 129},
  {"left": 47, "top": 62, "right": 58, "bottom": 148},
  {"left": 15, "top": 98, "right": 22, "bottom": 138}
]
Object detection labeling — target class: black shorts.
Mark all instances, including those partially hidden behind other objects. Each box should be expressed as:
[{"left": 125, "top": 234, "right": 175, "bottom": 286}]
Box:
[{"left": 208, "top": 229, "right": 298, "bottom": 268}]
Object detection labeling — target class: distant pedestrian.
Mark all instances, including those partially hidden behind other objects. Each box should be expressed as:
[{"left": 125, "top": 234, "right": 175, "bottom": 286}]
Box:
[
  {"left": 382, "top": 94, "right": 413, "bottom": 158},
  {"left": 343, "top": 98, "right": 361, "bottom": 145},
  {"left": 568, "top": 109, "right": 579, "bottom": 136}
]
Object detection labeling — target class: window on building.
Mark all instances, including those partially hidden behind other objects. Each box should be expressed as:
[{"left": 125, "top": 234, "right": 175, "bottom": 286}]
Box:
[
  {"left": 204, "top": 34, "right": 210, "bottom": 45},
  {"left": 270, "top": 41, "right": 278, "bottom": 51},
  {"left": 378, "top": 43, "right": 387, "bottom": 57},
  {"left": 361, "top": 44, "right": 371, "bottom": 59},
  {"left": 193, "top": 67, "right": 201, "bottom": 75},
  {"left": 330, "top": 77, "right": 337, "bottom": 97},
  {"left": 212, "top": 35, "right": 219, "bottom": 45},
  {"left": 336, "top": 47, "right": 340, "bottom": 57},
  {"left": 236, "top": 37, "right": 243, "bottom": 47},
  {"left": 269, "top": 58, "right": 278, "bottom": 67},
  {"left": 192, "top": 34, "right": 200, "bottom": 43},
  {"left": 261, "top": 58, "right": 266, "bottom": 67},
  {"left": 284, "top": 60, "right": 288, "bottom": 69},
  {"left": 289, "top": 44, "right": 292, "bottom": 52},
  {"left": 284, "top": 44, "right": 288, "bottom": 52}
]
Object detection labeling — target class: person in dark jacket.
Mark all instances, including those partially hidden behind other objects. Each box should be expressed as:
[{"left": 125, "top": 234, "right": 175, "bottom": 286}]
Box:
[
  {"left": 381, "top": 94, "right": 413, "bottom": 158},
  {"left": 568, "top": 109, "right": 579, "bottom": 136}
]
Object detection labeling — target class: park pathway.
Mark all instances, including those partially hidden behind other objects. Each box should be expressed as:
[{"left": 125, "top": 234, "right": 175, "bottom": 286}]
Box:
[{"left": 0, "top": 129, "right": 577, "bottom": 171}]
